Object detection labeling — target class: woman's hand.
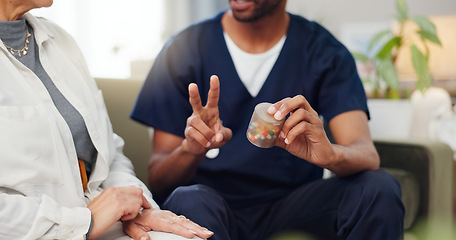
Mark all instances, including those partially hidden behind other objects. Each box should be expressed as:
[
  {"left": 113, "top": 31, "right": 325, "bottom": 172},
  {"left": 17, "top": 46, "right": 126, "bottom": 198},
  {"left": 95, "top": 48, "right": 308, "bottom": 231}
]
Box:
[
  {"left": 182, "top": 75, "right": 232, "bottom": 155},
  {"left": 87, "top": 187, "right": 151, "bottom": 239},
  {"left": 122, "top": 208, "right": 214, "bottom": 240}
]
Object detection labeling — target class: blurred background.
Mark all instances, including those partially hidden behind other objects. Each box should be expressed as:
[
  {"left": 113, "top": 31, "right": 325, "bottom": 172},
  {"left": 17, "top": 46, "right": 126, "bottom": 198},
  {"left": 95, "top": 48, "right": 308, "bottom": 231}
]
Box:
[
  {"left": 31, "top": 0, "right": 456, "bottom": 81},
  {"left": 29, "top": 2, "right": 456, "bottom": 236}
]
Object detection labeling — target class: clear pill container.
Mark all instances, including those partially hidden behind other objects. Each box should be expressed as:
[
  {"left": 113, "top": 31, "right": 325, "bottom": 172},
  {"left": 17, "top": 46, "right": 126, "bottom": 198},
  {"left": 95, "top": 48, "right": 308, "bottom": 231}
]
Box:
[{"left": 246, "top": 102, "right": 285, "bottom": 148}]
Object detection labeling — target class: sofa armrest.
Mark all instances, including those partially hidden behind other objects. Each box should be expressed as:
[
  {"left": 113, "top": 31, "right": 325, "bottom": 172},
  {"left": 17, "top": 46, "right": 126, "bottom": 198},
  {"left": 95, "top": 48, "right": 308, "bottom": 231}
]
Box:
[
  {"left": 96, "top": 78, "right": 152, "bottom": 187},
  {"left": 374, "top": 138, "right": 454, "bottom": 238}
]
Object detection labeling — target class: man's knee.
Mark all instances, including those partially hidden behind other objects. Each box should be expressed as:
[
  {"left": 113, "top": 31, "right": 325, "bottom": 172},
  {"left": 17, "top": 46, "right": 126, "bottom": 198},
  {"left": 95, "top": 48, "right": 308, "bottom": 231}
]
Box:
[
  {"left": 355, "top": 169, "right": 403, "bottom": 201},
  {"left": 337, "top": 170, "right": 404, "bottom": 239},
  {"left": 162, "top": 184, "right": 237, "bottom": 239},
  {"left": 163, "top": 184, "right": 223, "bottom": 212},
  {"left": 345, "top": 169, "right": 405, "bottom": 218}
]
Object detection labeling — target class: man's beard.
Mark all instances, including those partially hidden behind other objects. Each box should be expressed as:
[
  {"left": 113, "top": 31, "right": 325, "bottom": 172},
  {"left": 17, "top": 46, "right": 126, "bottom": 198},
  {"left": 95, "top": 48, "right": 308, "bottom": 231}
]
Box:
[{"left": 232, "top": 0, "right": 283, "bottom": 22}]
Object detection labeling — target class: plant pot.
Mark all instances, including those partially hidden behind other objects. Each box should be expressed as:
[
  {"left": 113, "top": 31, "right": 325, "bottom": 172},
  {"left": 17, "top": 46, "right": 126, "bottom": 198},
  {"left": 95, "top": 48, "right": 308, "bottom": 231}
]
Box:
[
  {"left": 367, "top": 98, "right": 412, "bottom": 139},
  {"left": 409, "top": 87, "right": 452, "bottom": 139}
]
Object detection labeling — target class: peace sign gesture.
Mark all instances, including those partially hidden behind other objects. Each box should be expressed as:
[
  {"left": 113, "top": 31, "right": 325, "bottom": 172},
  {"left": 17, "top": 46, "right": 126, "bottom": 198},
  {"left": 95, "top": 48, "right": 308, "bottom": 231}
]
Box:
[{"left": 181, "top": 75, "right": 232, "bottom": 156}]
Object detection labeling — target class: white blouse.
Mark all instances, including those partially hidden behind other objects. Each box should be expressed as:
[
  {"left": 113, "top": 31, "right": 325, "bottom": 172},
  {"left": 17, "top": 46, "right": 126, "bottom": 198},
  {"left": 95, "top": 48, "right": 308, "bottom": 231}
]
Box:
[{"left": 0, "top": 13, "right": 157, "bottom": 240}]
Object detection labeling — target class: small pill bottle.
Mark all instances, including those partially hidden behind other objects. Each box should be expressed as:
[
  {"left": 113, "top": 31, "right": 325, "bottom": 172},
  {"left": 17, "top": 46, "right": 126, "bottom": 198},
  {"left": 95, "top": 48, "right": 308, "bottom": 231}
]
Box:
[{"left": 246, "top": 102, "right": 285, "bottom": 148}]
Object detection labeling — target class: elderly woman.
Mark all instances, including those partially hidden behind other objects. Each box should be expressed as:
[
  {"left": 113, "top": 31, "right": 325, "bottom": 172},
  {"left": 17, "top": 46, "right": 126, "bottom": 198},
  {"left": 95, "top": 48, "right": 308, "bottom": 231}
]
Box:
[{"left": 0, "top": 1, "right": 213, "bottom": 240}]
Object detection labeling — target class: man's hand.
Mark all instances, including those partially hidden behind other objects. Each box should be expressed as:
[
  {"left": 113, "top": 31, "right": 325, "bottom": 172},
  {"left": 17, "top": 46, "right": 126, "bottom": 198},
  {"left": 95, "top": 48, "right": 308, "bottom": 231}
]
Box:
[
  {"left": 87, "top": 187, "right": 151, "bottom": 239},
  {"left": 182, "top": 75, "right": 232, "bottom": 155},
  {"left": 122, "top": 209, "right": 214, "bottom": 240},
  {"left": 267, "top": 95, "right": 339, "bottom": 168}
]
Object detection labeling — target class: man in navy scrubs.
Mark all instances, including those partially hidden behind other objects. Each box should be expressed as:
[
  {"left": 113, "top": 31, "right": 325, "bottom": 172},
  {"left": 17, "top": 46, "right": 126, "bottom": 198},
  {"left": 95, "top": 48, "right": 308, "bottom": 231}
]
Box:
[{"left": 131, "top": 0, "right": 404, "bottom": 239}]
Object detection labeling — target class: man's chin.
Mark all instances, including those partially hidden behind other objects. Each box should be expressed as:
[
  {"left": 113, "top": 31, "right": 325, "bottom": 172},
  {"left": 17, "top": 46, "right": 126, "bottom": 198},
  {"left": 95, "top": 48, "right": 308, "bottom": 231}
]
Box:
[{"left": 232, "top": 12, "right": 261, "bottom": 23}]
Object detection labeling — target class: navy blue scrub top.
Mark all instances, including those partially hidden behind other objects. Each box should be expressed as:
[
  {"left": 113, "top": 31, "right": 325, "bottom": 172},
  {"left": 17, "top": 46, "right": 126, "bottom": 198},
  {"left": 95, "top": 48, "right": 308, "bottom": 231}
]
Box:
[{"left": 131, "top": 12, "right": 369, "bottom": 208}]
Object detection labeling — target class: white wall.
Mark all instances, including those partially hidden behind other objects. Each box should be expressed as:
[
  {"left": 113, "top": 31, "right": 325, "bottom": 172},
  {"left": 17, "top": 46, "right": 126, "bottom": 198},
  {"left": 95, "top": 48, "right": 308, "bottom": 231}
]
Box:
[
  {"left": 161, "top": 0, "right": 455, "bottom": 50},
  {"left": 162, "top": 0, "right": 456, "bottom": 40},
  {"left": 31, "top": 0, "right": 455, "bottom": 79},
  {"left": 162, "top": 0, "right": 229, "bottom": 39},
  {"left": 286, "top": 0, "right": 456, "bottom": 39}
]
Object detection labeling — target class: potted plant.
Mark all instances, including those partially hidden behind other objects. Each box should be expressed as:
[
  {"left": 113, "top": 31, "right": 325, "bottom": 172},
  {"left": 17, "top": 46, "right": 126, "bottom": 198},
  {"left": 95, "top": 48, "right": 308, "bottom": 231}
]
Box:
[
  {"left": 352, "top": 0, "right": 442, "bottom": 99},
  {"left": 351, "top": 0, "right": 455, "bottom": 140}
]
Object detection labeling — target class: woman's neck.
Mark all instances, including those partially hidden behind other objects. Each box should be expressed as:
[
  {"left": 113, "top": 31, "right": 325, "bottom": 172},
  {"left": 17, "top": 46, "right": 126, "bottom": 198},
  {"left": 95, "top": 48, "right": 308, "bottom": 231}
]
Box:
[{"left": 0, "top": 2, "right": 28, "bottom": 21}]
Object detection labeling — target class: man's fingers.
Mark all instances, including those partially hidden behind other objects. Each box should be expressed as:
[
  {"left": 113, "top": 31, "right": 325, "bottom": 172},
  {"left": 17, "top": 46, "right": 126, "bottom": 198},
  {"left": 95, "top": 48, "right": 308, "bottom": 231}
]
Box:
[
  {"left": 215, "top": 125, "right": 233, "bottom": 143},
  {"left": 188, "top": 83, "right": 203, "bottom": 114},
  {"left": 283, "top": 121, "right": 310, "bottom": 145},
  {"left": 207, "top": 75, "right": 220, "bottom": 108},
  {"left": 267, "top": 98, "right": 290, "bottom": 117},
  {"left": 186, "top": 115, "right": 216, "bottom": 146},
  {"left": 288, "top": 95, "right": 318, "bottom": 117},
  {"left": 268, "top": 95, "right": 318, "bottom": 121},
  {"left": 186, "top": 126, "right": 213, "bottom": 148},
  {"left": 281, "top": 108, "right": 322, "bottom": 136},
  {"left": 188, "top": 75, "right": 220, "bottom": 113}
]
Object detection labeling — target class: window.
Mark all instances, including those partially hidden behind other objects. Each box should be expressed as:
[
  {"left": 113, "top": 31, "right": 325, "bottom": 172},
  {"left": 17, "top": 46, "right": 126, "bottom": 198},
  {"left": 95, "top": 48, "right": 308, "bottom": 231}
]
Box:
[{"left": 31, "top": 0, "right": 164, "bottom": 79}]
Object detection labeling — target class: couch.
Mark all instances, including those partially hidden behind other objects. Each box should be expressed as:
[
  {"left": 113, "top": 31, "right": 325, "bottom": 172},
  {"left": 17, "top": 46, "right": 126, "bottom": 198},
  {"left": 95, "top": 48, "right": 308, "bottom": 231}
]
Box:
[
  {"left": 375, "top": 139, "right": 454, "bottom": 240},
  {"left": 96, "top": 78, "right": 152, "bottom": 188},
  {"left": 96, "top": 78, "right": 455, "bottom": 240}
]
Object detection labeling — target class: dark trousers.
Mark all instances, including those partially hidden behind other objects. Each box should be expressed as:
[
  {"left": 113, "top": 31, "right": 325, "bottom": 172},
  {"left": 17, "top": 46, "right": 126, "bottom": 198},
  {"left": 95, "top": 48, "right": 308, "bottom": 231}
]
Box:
[{"left": 163, "top": 169, "right": 404, "bottom": 240}]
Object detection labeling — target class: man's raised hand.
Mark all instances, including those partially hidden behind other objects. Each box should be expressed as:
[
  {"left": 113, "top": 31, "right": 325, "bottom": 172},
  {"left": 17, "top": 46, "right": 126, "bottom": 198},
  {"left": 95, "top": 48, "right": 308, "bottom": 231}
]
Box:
[{"left": 181, "top": 75, "right": 232, "bottom": 155}]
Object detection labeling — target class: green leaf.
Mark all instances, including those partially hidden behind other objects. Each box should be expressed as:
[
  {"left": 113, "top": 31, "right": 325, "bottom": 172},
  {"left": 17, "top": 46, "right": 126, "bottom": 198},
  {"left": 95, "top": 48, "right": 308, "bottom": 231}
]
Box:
[
  {"left": 377, "top": 58, "right": 399, "bottom": 90},
  {"left": 412, "top": 16, "right": 437, "bottom": 35},
  {"left": 410, "top": 45, "right": 432, "bottom": 92},
  {"left": 361, "top": 77, "right": 374, "bottom": 85},
  {"left": 368, "top": 30, "right": 392, "bottom": 51},
  {"left": 402, "top": 88, "right": 412, "bottom": 99},
  {"left": 351, "top": 52, "right": 369, "bottom": 62},
  {"left": 386, "top": 88, "right": 401, "bottom": 99},
  {"left": 396, "top": 0, "right": 408, "bottom": 22},
  {"left": 376, "top": 37, "right": 401, "bottom": 59},
  {"left": 417, "top": 30, "right": 442, "bottom": 46}
]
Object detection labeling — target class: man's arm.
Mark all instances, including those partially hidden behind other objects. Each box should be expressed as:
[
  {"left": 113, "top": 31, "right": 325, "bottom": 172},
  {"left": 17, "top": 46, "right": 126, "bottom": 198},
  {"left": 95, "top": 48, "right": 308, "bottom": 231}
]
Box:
[
  {"left": 326, "top": 110, "right": 379, "bottom": 177},
  {"left": 148, "top": 130, "right": 206, "bottom": 200}
]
